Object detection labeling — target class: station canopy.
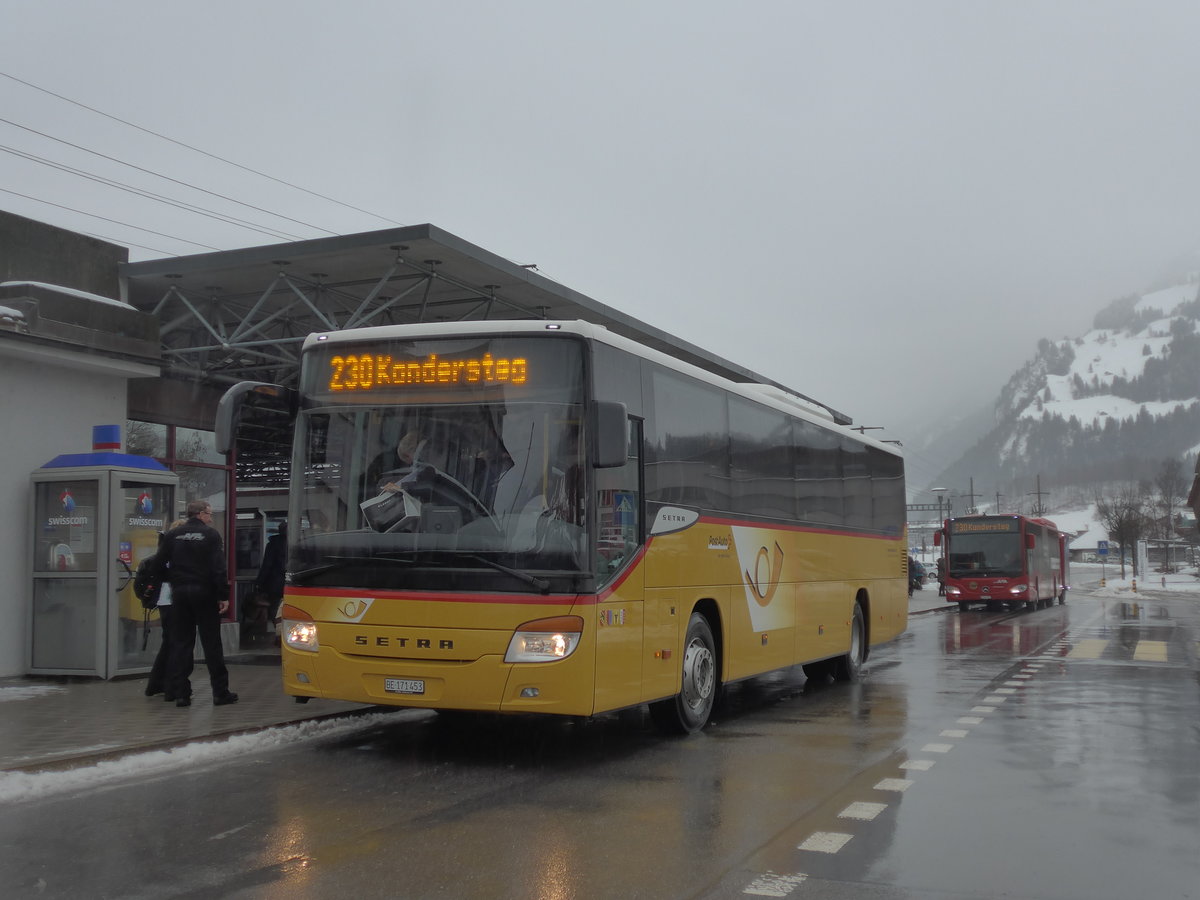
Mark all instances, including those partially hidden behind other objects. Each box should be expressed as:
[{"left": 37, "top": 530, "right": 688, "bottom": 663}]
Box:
[{"left": 121, "top": 223, "right": 848, "bottom": 484}]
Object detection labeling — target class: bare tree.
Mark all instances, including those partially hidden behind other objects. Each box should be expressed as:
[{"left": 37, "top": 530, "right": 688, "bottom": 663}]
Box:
[
  {"left": 1154, "top": 458, "right": 1188, "bottom": 571},
  {"left": 1094, "top": 482, "right": 1152, "bottom": 579}
]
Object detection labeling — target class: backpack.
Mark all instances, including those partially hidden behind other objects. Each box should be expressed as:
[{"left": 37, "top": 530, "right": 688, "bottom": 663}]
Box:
[{"left": 133, "top": 555, "right": 164, "bottom": 610}]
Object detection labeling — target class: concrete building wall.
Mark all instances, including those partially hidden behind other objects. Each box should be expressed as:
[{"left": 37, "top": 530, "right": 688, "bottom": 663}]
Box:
[
  {"left": 0, "top": 348, "right": 136, "bottom": 676},
  {"left": 0, "top": 210, "right": 127, "bottom": 299}
]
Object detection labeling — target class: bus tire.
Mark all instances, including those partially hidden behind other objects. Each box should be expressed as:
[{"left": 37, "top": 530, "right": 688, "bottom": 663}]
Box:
[
  {"left": 649, "top": 612, "right": 717, "bottom": 734},
  {"left": 829, "top": 602, "right": 865, "bottom": 683}
]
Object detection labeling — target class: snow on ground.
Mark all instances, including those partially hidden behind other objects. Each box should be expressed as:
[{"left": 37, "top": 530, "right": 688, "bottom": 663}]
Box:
[
  {"left": 1021, "top": 392, "right": 1195, "bottom": 424},
  {"left": 1135, "top": 282, "right": 1198, "bottom": 315},
  {"left": 0, "top": 709, "right": 406, "bottom": 806}
]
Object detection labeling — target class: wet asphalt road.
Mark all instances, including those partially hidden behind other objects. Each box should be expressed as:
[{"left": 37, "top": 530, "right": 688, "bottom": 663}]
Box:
[{"left": 2, "top": 579, "right": 1198, "bottom": 899}]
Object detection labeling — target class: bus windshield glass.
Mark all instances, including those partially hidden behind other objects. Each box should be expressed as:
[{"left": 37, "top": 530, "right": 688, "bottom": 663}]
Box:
[
  {"left": 947, "top": 520, "right": 1024, "bottom": 577},
  {"left": 293, "top": 335, "right": 590, "bottom": 593}
]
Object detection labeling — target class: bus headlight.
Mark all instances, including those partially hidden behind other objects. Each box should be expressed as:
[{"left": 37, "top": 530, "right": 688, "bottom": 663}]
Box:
[
  {"left": 1009, "top": 584, "right": 1028, "bottom": 595},
  {"left": 946, "top": 586, "right": 961, "bottom": 597},
  {"left": 505, "top": 616, "right": 584, "bottom": 663},
  {"left": 281, "top": 603, "right": 319, "bottom": 652}
]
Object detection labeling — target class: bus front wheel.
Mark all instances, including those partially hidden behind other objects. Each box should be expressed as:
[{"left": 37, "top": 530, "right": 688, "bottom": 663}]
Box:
[{"left": 649, "top": 612, "right": 717, "bottom": 735}]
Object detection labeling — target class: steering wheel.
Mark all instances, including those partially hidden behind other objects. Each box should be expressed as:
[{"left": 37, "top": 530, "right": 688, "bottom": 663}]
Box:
[{"left": 386, "top": 464, "right": 498, "bottom": 527}]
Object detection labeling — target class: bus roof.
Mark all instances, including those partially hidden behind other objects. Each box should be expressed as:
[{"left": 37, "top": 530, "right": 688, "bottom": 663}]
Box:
[{"left": 304, "top": 320, "right": 901, "bottom": 456}]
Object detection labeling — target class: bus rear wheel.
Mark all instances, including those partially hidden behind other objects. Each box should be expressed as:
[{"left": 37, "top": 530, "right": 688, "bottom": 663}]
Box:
[
  {"left": 828, "top": 602, "right": 865, "bottom": 682},
  {"left": 649, "top": 612, "right": 717, "bottom": 735}
]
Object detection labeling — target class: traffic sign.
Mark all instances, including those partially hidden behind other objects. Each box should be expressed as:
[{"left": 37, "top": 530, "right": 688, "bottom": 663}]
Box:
[{"left": 1097, "top": 540, "right": 1108, "bottom": 556}]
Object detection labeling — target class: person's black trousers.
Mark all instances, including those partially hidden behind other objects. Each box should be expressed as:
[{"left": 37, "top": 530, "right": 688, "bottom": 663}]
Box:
[{"left": 166, "top": 584, "right": 230, "bottom": 699}]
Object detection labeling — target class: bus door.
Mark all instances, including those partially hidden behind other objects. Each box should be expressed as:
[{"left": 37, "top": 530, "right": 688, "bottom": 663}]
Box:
[{"left": 592, "top": 417, "right": 645, "bottom": 714}]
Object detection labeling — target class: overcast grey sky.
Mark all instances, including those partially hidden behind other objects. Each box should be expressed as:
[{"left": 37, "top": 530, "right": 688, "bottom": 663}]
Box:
[{"left": 5, "top": 1, "right": 1200, "bottom": 485}]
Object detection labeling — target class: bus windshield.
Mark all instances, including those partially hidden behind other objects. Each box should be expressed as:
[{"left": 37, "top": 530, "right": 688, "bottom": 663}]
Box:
[
  {"left": 292, "top": 335, "right": 592, "bottom": 593},
  {"left": 946, "top": 531, "right": 1025, "bottom": 577}
]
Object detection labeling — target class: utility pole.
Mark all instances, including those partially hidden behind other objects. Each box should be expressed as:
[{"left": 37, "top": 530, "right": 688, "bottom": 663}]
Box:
[
  {"left": 964, "top": 477, "right": 979, "bottom": 514},
  {"left": 1028, "top": 474, "right": 1049, "bottom": 517},
  {"left": 994, "top": 490, "right": 1004, "bottom": 513}
]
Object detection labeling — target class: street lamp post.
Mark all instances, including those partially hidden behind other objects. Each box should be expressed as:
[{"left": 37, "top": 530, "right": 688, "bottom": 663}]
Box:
[{"left": 931, "top": 487, "right": 947, "bottom": 525}]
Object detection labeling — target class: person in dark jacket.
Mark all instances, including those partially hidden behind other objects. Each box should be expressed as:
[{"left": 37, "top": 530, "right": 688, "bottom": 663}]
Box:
[
  {"left": 144, "top": 518, "right": 186, "bottom": 697},
  {"left": 159, "top": 500, "right": 238, "bottom": 707},
  {"left": 254, "top": 521, "right": 287, "bottom": 630}
]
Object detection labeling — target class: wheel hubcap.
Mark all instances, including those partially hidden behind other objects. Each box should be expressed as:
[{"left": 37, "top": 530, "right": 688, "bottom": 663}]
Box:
[{"left": 681, "top": 637, "right": 715, "bottom": 711}]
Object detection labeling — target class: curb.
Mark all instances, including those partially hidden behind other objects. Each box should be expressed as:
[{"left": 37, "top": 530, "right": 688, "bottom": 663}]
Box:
[{"left": 1, "top": 706, "right": 381, "bottom": 775}]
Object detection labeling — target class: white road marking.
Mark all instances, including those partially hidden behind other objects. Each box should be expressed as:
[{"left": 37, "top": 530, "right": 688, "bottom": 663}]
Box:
[
  {"left": 874, "top": 778, "right": 913, "bottom": 792},
  {"left": 957, "top": 716, "right": 984, "bottom": 725},
  {"left": 900, "top": 759, "right": 935, "bottom": 771},
  {"left": 970, "top": 706, "right": 997, "bottom": 714},
  {"left": 839, "top": 801, "right": 887, "bottom": 821},
  {"left": 921, "top": 743, "right": 954, "bottom": 753},
  {"left": 995, "top": 688, "right": 1017, "bottom": 695},
  {"left": 798, "top": 832, "right": 853, "bottom": 853},
  {"left": 983, "top": 694, "right": 1009, "bottom": 703},
  {"left": 940, "top": 729, "right": 969, "bottom": 738},
  {"left": 744, "top": 872, "right": 808, "bottom": 896}
]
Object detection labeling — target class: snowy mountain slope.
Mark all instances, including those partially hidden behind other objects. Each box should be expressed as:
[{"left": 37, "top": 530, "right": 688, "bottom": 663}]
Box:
[{"left": 928, "top": 277, "right": 1200, "bottom": 500}]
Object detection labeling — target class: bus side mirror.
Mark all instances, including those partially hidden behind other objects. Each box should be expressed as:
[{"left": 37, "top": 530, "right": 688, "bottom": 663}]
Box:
[
  {"left": 591, "top": 401, "right": 628, "bottom": 469},
  {"left": 216, "top": 381, "right": 293, "bottom": 454},
  {"left": 933, "top": 530, "right": 942, "bottom": 547},
  {"left": 1026, "top": 534, "right": 1036, "bottom": 549}
]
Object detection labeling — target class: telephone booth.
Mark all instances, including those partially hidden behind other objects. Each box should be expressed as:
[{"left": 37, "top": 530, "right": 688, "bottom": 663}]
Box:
[{"left": 29, "top": 425, "right": 178, "bottom": 678}]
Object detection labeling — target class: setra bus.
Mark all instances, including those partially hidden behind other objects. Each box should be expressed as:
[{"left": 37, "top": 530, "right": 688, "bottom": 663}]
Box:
[
  {"left": 934, "top": 513, "right": 1070, "bottom": 612},
  {"left": 217, "top": 320, "right": 908, "bottom": 732}
]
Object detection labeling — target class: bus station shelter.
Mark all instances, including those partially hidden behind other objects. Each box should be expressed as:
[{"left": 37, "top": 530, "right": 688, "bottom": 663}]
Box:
[{"left": 121, "top": 222, "right": 848, "bottom": 492}]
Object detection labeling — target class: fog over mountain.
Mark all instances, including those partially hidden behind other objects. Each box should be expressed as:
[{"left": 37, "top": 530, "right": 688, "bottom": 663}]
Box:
[{"left": 921, "top": 270, "right": 1200, "bottom": 511}]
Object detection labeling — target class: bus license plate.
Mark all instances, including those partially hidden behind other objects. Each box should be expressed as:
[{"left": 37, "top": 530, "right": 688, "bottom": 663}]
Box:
[{"left": 384, "top": 678, "right": 425, "bottom": 695}]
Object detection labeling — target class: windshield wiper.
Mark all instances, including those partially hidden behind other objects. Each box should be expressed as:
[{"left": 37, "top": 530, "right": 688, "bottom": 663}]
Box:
[{"left": 464, "top": 554, "right": 551, "bottom": 594}]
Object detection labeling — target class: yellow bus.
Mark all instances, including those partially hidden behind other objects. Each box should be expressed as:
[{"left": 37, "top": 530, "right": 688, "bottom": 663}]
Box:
[{"left": 218, "top": 320, "right": 907, "bottom": 732}]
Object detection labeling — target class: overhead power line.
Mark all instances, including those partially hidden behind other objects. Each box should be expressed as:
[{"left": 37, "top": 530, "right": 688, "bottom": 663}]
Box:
[
  {"left": 0, "top": 186, "right": 222, "bottom": 250},
  {"left": 0, "top": 144, "right": 306, "bottom": 243},
  {"left": 0, "top": 70, "right": 405, "bottom": 229},
  {"left": 0, "top": 116, "right": 340, "bottom": 237}
]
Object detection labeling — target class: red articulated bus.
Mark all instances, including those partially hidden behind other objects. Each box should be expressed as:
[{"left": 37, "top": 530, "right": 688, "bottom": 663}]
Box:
[{"left": 934, "top": 514, "right": 1070, "bottom": 612}]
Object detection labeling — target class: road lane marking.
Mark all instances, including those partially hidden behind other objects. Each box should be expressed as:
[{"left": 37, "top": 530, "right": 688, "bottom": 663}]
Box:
[
  {"left": 958, "top": 716, "right": 984, "bottom": 725},
  {"left": 921, "top": 743, "right": 954, "bottom": 753},
  {"left": 1068, "top": 639, "right": 1107, "bottom": 659},
  {"left": 744, "top": 872, "right": 807, "bottom": 896},
  {"left": 874, "top": 778, "right": 913, "bottom": 792},
  {"left": 900, "top": 759, "right": 935, "bottom": 771},
  {"left": 940, "top": 729, "right": 969, "bottom": 738},
  {"left": 970, "top": 706, "right": 997, "bottom": 714},
  {"left": 798, "top": 832, "right": 853, "bottom": 853},
  {"left": 995, "top": 688, "right": 1017, "bottom": 694},
  {"left": 982, "top": 694, "right": 1008, "bottom": 703},
  {"left": 839, "top": 801, "right": 887, "bottom": 821},
  {"left": 1133, "top": 640, "right": 1168, "bottom": 662}
]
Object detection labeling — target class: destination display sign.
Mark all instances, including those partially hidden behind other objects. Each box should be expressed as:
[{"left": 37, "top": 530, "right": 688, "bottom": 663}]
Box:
[
  {"left": 950, "top": 518, "right": 1018, "bottom": 534},
  {"left": 302, "top": 335, "right": 583, "bottom": 406},
  {"left": 328, "top": 351, "right": 528, "bottom": 393}
]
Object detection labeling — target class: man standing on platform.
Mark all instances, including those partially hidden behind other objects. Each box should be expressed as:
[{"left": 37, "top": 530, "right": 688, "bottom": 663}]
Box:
[{"left": 160, "top": 500, "right": 238, "bottom": 707}]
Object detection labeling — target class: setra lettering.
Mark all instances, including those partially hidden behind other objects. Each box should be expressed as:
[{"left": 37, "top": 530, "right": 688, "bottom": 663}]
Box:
[{"left": 353, "top": 635, "right": 453, "bottom": 650}]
